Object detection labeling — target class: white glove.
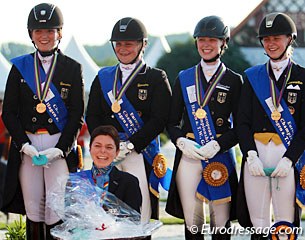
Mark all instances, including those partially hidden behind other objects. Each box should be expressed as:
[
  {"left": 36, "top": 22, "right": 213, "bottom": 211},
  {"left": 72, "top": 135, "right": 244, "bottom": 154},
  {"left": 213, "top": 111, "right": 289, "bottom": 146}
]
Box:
[
  {"left": 21, "top": 143, "right": 39, "bottom": 158},
  {"left": 198, "top": 140, "right": 220, "bottom": 159},
  {"left": 247, "top": 150, "right": 265, "bottom": 176},
  {"left": 176, "top": 137, "right": 203, "bottom": 161},
  {"left": 39, "top": 148, "right": 64, "bottom": 161},
  {"left": 115, "top": 141, "right": 132, "bottom": 161},
  {"left": 271, "top": 157, "right": 292, "bottom": 178}
]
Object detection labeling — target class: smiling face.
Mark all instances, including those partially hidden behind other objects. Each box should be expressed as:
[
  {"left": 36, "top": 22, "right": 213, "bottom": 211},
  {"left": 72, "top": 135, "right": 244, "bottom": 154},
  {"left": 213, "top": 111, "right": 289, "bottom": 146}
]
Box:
[
  {"left": 113, "top": 40, "right": 144, "bottom": 64},
  {"left": 90, "top": 135, "right": 119, "bottom": 168},
  {"left": 196, "top": 37, "right": 224, "bottom": 64},
  {"left": 31, "top": 29, "right": 61, "bottom": 52},
  {"left": 261, "top": 34, "right": 291, "bottom": 61}
]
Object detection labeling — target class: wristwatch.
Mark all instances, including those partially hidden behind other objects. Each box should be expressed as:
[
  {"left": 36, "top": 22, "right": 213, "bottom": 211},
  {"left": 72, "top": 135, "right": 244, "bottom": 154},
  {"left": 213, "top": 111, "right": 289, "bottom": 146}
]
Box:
[{"left": 127, "top": 141, "right": 134, "bottom": 151}]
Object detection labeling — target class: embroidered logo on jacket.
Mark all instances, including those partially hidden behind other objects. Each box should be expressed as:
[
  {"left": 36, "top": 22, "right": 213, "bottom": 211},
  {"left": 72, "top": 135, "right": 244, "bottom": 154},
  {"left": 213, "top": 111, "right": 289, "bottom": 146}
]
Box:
[
  {"left": 138, "top": 89, "right": 147, "bottom": 100},
  {"left": 217, "top": 92, "right": 227, "bottom": 103},
  {"left": 287, "top": 92, "right": 297, "bottom": 104}
]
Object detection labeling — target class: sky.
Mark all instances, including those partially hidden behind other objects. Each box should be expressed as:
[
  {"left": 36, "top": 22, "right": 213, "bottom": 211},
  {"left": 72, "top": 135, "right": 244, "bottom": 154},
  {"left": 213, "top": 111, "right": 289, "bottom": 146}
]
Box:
[{"left": 0, "top": 0, "right": 263, "bottom": 46}]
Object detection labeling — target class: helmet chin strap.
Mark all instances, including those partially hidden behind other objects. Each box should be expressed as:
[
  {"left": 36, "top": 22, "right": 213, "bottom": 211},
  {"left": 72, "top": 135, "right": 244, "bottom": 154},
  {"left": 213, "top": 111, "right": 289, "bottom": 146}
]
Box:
[
  {"left": 264, "top": 44, "right": 290, "bottom": 61},
  {"left": 260, "top": 38, "right": 292, "bottom": 61},
  {"left": 32, "top": 39, "right": 60, "bottom": 57},
  {"left": 203, "top": 53, "right": 220, "bottom": 63},
  {"left": 202, "top": 44, "right": 224, "bottom": 63}
]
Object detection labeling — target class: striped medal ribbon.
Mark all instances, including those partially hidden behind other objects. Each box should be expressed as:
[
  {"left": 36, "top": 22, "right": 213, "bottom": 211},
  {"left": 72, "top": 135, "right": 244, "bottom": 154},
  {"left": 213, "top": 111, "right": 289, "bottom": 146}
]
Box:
[
  {"left": 195, "top": 63, "right": 226, "bottom": 119},
  {"left": 34, "top": 51, "right": 58, "bottom": 114},
  {"left": 111, "top": 60, "right": 145, "bottom": 113},
  {"left": 266, "top": 59, "right": 292, "bottom": 121}
]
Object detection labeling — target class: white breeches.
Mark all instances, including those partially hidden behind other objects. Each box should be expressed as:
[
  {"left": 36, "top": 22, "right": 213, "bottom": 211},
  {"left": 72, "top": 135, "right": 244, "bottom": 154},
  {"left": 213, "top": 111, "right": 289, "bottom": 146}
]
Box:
[
  {"left": 19, "top": 133, "right": 69, "bottom": 225},
  {"left": 176, "top": 154, "right": 230, "bottom": 231},
  {"left": 244, "top": 140, "right": 295, "bottom": 228},
  {"left": 116, "top": 151, "right": 152, "bottom": 223}
]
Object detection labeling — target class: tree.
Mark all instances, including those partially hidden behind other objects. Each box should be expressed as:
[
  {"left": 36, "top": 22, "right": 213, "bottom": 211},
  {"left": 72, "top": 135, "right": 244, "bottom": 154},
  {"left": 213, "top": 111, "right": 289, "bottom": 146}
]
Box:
[
  {"left": 156, "top": 38, "right": 200, "bottom": 87},
  {"left": 222, "top": 43, "right": 251, "bottom": 77},
  {"left": 0, "top": 42, "right": 34, "bottom": 60}
]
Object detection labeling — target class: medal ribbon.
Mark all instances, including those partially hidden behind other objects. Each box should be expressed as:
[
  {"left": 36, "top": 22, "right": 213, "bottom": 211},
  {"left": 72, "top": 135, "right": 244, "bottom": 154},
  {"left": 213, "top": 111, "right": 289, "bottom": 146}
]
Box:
[
  {"left": 113, "top": 60, "right": 144, "bottom": 101},
  {"left": 266, "top": 59, "right": 292, "bottom": 110},
  {"left": 34, "top": 51, "right": 58, "bottom": 103},
  {"left": 195, "top": 63, "right": 226, "bottom": 109}
]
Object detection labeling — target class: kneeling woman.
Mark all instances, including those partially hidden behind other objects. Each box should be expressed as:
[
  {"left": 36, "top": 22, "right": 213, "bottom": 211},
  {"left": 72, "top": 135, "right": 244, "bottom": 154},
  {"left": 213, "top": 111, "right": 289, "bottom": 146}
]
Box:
[{"left": 71, "top": 125, "right": 142, "bottom": 213}]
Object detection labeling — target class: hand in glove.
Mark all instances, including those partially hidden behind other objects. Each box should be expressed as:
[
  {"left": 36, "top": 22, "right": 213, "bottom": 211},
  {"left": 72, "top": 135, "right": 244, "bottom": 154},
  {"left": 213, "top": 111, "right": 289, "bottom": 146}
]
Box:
[
  {"left": 271, "top": 157, "right": 292, "bottom": 178},
  {"left": 198, "top": 140, "right": 220, "bottom": 159},
  {"left": 115, "top": 141, "right": 132, "bottom": 161},
  {"left": 21, "top": 142, "right": 39, "bottom": 158},
  {"left": 247, "top": 150, "right": 265, "bottom": 176},
  {"left": 176, "top": 137, "right": 203, "bottom": 161},
  {"left": 39, "top": 148, "right": 64, "bottom": 161}
]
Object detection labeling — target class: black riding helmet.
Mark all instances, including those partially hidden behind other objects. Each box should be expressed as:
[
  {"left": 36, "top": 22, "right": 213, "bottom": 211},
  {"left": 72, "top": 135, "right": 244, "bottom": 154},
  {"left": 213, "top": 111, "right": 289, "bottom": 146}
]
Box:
[
  {"left": 193, "top": 16, "right": 230, "bottom": 43},
  {"left": 193, "top": 16, "right": 229, "bottom": 63},
  {"left": 258, "top": 12, "right": 297, "bottom": 39},
  {"left": 110, "top": 17, "right": 147, "bottom": 41},
  {"left": 28, "top": 3, "right": 63, "bottom": 31},
  {"left": 27, "top": 3, "right": 63, "bottom": 55},
  {"left": 110, "top": 17, "right": 148, "bottom": 64},
  {"left": 258, "top": 12, "right": 296, "bottom": 61}
]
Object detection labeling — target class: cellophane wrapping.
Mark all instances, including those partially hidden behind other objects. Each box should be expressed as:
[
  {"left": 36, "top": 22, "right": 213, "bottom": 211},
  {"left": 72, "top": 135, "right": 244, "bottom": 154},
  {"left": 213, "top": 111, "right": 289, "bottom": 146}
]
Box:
[{"left": 47, "top": 174, "right": 162, "bottom": 239}]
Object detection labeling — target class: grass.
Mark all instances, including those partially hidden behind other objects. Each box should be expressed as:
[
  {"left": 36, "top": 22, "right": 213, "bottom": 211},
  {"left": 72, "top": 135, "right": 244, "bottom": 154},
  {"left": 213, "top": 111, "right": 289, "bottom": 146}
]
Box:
[{"left": 160, "top": 217, "right": 184, "bottom": 225}]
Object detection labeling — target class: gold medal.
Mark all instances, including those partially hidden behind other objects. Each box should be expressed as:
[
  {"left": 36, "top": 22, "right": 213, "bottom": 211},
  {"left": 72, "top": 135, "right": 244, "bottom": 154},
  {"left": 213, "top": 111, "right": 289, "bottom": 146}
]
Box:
[
  {"left": 111, "top": 101, "right": 121, "bottom": 113},
  {"left": 36, "top": 102, "right": 46, "bottom": 113},
  {"left": 271, "top": 110, "right": 281, "bottom": 121},
  {"left": 195, "top": 108, "right": 206, "bottom": 119}
]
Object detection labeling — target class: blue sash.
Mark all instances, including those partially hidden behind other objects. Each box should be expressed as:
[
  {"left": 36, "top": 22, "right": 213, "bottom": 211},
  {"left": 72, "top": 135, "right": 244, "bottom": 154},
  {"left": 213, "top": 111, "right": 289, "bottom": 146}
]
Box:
[
  {"left": 98, "top": 66, "right": 172, "bottom": 197},
  {"left": 246, "top": 64, "right": 305, "bottom": 207},
  {"left": 11, "top": 54, "right": 68, "bottom": 132},
  {"left": 179, "top": 66, "right": 235, "bottom": 203}
]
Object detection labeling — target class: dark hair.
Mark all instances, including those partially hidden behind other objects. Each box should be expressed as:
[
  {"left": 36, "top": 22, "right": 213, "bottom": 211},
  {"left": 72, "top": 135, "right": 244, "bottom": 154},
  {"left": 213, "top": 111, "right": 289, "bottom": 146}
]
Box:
[{"left": 90, "top": 125, "right": 120, "bottom": 150}]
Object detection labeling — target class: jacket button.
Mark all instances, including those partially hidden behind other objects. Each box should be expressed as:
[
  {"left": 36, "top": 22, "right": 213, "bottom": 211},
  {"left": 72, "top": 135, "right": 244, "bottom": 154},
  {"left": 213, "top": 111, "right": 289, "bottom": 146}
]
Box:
[
  {"left": 262, "top": 128, "right": 267, "bottom": 131},
  {"left": 48, "top": 118, "right": 53, "bottom": 123},
  {"left": 211, "top": 97, "right": 214, "bottom": 101},
  {"left": 32, "top": 117, "right": 37, "bottom": 122},
  {"left": 33, "top": 95, "right": 38, "bottom": 100},
  {"left": 211, "top": 111, "right": 214, "bottom": 115}
]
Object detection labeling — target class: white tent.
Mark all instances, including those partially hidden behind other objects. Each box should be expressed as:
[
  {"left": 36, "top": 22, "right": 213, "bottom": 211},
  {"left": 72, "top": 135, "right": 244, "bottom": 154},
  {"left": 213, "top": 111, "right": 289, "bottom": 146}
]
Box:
[
  {"left": 145, "top": 36, "right": 171, "bottom": 67},
  {"left": 62, "top": 36, "right": 99, "bottom": 92},
  {"left": 0, "top": 52, "right": 11, "bottom": 94}
]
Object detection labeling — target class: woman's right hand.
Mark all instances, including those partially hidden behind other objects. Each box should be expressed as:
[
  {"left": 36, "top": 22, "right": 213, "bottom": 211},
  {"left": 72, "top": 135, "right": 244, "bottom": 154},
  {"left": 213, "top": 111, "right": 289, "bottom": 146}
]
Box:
[
  {"left": 21, "top": 142, "right": 39, "bottom": 158},
  {"left": 176, "top": 137, "right": 203, "bottom": 161},
  {"left": 247, "top": 150, "right": 265, "bottom": 176}
]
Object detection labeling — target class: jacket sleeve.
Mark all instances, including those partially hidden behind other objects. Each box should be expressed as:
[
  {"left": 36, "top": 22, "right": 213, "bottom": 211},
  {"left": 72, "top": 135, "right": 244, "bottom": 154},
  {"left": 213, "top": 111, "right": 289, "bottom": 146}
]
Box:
[
  {"left": 55, "top": 61, "right": 85, "bottom": 156},
  {"left": 129, "top": 70, "right": 172, "bottom": 153},
  {"left": 284, "top": 79, "right": 305, "bottom": 163},
  {"left": 166, "top": 77, "right": 185, "bottom": 145},
  {"left": 237, "top": 77, "right": 257, "bottom": 156},
  {"left": 86, "top": 76, "right": 105, "bottom": 134},
  {"left": 2, "top": 66, "right": 30, "bottom": 150},
  {"left": 217, "top": 73, "right": 243, "bottom": 152}
]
